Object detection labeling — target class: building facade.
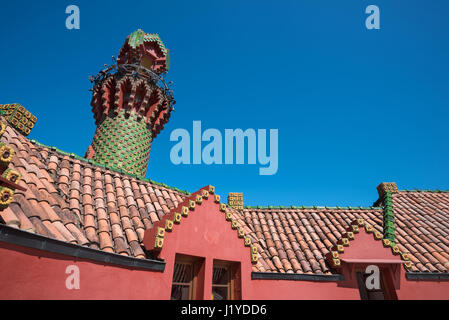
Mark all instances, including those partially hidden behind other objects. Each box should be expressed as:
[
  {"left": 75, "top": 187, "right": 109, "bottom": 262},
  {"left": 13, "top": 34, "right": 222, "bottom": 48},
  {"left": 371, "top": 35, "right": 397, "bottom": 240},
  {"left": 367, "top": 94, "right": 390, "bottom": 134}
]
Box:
[{"left": 0, "top": 31, "right": 448, "bottom": 300}]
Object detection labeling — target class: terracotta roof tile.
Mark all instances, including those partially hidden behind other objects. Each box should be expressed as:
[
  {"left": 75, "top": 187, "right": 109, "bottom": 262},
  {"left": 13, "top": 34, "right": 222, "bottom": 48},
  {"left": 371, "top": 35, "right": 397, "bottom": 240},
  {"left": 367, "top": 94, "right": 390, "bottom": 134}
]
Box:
[
  {"left": 65, "top": 223, "right": 89, "bottom": 245},
  {"left": 109, "top": 212, "right": 121, "bottom": 226},
  {"left": 125, "top": 228, "right": 138, "bottom": 243},
  {"left": 28, "top": 216, "right": 51, "bottom": 237},
  {"left": 84, "top": 227, "right": 99, "bottom": 247},
  {"left": 41, "top": 220, "right": 66, "bottom": 241},
  {"left": 114, "top": 237, "right": 130, "bottom": 255},
  {"left": 99, "top": 231, "right": 114, "bottom": 250},
  {"left": 98, "top": 219, "right": 110, "bottom": 233},
  {"left": 129, "top": 206, "right": 140, "bottom": 219},
  {"left": 129, "top": 240, "right": 145, "bottom": 258},
  {"left": 136, "top": 228, "right": 145, "bottom": 242},
  {"left": 11, "top": 205, "right": 35, "bottom": 232},
  {"left": 0, "top": 207, "right": 21, "bottom": 228}
]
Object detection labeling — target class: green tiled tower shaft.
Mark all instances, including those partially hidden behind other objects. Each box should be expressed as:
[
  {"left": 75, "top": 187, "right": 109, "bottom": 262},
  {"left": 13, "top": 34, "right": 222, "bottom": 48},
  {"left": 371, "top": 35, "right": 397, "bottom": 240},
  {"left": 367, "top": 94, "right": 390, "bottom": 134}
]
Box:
[{"left": 90, "top": 110, "right": 152, "bottom": 176}]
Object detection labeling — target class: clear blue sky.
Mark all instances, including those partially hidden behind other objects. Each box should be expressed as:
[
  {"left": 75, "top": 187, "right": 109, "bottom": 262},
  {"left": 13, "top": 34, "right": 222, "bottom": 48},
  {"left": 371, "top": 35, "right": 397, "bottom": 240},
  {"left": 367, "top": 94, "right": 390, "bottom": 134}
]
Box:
[{"left": 1, "top": 1, "right": 448, "bottom": 207}]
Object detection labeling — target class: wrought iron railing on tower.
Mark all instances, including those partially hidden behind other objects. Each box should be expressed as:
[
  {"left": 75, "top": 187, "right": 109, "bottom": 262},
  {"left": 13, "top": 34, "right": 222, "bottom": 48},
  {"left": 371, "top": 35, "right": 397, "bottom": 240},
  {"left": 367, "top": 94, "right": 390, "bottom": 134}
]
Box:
[{"left": 89, "top": 57, "right": 176, "bottom": 110}]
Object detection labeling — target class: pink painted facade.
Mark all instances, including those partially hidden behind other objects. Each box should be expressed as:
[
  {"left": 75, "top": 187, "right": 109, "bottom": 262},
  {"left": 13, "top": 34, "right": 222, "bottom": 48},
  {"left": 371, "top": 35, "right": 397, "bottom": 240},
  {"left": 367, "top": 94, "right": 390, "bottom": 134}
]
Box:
[{"left": 1, "top": 189, "right": 448, "bottom": 300}]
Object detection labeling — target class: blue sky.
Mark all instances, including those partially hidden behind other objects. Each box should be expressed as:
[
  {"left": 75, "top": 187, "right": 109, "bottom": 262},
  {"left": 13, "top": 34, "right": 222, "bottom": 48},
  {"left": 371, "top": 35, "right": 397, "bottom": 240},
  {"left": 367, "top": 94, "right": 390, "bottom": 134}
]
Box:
[{"left": 1, "top": 1, "right": 448, "bottom": 207}]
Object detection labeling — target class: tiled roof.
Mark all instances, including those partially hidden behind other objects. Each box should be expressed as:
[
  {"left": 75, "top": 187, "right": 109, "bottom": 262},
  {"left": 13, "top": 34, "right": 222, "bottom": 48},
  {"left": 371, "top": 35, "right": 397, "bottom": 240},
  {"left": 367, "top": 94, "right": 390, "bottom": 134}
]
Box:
[
  {"left": 390, "top": 190, "right": 449, "bottom": 272},
  {"left": 231, "top": 190, "right": 449, "bottom": 274},
  {"left": 0, "top": 119, "right": 187, "bottom": 259},
  {"left": 233, "top": 206, "right": 384, "bottom": 274},
  {"left": 0, "top": 119, "right": 448, "bottom": 275}
]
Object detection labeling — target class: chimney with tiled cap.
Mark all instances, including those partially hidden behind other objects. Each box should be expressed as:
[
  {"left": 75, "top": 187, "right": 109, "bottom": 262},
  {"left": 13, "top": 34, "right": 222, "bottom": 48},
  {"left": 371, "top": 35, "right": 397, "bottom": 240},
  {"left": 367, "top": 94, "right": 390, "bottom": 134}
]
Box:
[
  {"left": 228, "top": 192, "right": 244, "bottom": 210},
  {"left": 376, "top": 182, "right": 398, "bottom": 197},
  {"left": 376, "top": 182, "right": 398, "bottom": 245},
  {"left": 0, "top": 103, "right": 37, "bottom": 136},
  {"left": 85, "top": 29, "right": 175, "bottom": 177}
]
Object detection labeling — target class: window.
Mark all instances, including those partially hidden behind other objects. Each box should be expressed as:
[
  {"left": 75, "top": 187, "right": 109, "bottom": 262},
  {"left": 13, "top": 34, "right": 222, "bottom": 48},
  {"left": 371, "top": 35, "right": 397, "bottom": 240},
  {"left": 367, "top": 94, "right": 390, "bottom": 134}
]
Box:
[
  {"left": 355, "top": 268, "right": 397, "bottom": 300},
  {"left": 212, "top": 261, "right": 241, "bottom": 300},
  {"left": 212, "top": 264, "right": 230, "bottom": 300},
  {"left": 171, "top": 262, "right": 194, "bottom": 300},
  {"left": 170, "top": 255, "right": 204, "bottom": 300}
]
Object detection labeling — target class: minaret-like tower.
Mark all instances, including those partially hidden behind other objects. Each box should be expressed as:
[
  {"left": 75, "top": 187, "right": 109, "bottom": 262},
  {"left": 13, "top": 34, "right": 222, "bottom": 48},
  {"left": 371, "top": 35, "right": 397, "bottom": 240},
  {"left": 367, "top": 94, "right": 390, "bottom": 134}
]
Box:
[{"left": 86, "top": 30, "right": 175, "bottom": 176}]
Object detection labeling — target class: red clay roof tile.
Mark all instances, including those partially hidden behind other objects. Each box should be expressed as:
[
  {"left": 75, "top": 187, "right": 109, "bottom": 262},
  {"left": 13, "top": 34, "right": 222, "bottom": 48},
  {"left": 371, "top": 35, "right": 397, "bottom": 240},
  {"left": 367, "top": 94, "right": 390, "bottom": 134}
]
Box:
[
  {"left": 99, "top": 231, "right": 114, "bottom": 250},
  {"left": 0, "top": 208, "right": 20, "bottom": 228},
  {"left": 42, "top": 220, "right": 66, "bottom": 241},
  {"left": 114, "top": 237, "right": 130, "bottom": 255},
  {"left": 12, "top": 205, "right": 35, "bottom": 232},
  {"left": 129, "top": 240, "right": 145, "bottom": 258}
]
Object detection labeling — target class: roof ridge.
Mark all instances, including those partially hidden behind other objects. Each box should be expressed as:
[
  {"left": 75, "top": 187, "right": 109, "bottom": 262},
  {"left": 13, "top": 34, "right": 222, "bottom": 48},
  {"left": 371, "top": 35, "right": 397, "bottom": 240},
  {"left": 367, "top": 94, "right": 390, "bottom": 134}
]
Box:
[
  {"left": 398, "top": 189, "right": 449, "bottom": 193},
  {"left": 28, "top": 138, "right": 190, "bottom": 195}
]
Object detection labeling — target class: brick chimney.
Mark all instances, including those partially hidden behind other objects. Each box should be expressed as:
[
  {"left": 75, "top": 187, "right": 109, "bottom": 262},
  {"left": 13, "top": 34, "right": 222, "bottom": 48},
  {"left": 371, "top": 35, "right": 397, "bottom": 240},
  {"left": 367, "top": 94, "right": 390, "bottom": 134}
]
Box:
[{"left": 85, "top": 29, "right": 175, "bottom": 176}]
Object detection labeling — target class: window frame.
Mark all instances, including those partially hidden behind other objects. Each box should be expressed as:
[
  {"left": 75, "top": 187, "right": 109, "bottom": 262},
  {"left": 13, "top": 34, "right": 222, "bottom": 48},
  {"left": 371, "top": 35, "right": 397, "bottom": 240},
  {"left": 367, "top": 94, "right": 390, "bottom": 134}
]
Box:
[
  {"left": 212, "top": 260, "right": 240, "bottom": 300},
  {"left": 171, "top": 255, "right": 204, "bottom": 300}
]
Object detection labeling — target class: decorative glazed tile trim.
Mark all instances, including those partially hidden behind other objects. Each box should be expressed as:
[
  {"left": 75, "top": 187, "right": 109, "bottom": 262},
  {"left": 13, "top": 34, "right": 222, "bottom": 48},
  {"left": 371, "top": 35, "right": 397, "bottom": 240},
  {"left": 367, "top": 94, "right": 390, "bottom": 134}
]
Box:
[
  {"left": 143, "top": 185, "right": 257, "bottom": 265},
  {"left": 0, "top": 104, "right": 36, "bottom": 136},
  {"left": 173, "top": 212, "right": 182, "bottom": 224},
  {"left": 0, "top": 142, "right": 14, "bottom": 165},
  {"left": 382, "top": 191, "right": 396, "bottom": 244},
  {"left": 0, "top": 186, "right": 14, "bottom": 209},
  {"left": 0, "top": 121, "right": 6, "bottom": 136},
  {"left": 181, "top": 206, "right": 189, "bottom": 217},
  {"left": 374, "top": 183, "right": 398, "bottom": 245},
  {"left": 324, "top": 219, "right": 412, "bottom": 272},
  {"left": 0, "top": 120, "right": 27, "bottom": 213},
  {"left": 2, "top": 168, "right": 21, "bottom": 185},
  {"left": 165, "top": 219, "right": 174, "bottom": 232}
]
